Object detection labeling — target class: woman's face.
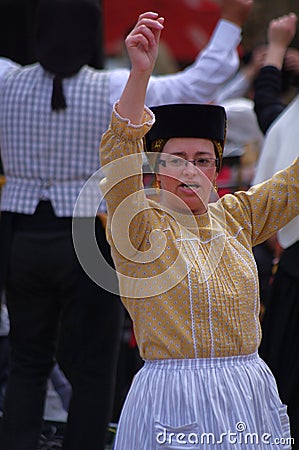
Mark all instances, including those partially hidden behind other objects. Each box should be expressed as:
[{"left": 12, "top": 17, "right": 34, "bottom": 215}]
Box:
[{"left": 156, "top": 137, "right": 218, "bottom": 214}]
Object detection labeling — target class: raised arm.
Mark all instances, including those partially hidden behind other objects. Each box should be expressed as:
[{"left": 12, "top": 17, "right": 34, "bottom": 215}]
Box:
[
  {"left": 254, "top": 12, "right": 298, "bottom": 134},
  {"left": 264, "top": 13, "right": 297, "bottom": 69},
  {"left": 117, "top": 12, "right": 164, "bottom": 124},
  {"left": 100, "top": 13, "right": 162, "bottom": 257}
]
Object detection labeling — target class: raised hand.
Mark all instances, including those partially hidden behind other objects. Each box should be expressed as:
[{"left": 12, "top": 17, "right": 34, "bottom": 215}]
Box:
[
  {"left": 118, "top": 12, "right": 164, "bottom": 124},
  {"left": 264, "top": 12, "right": 298, "bottom": 70},
  {"left": 267, "top": 12, "right": 297, "bottom": 49},
  {"left": 125, "top": 12, "right": 164, "bottom": 77}
]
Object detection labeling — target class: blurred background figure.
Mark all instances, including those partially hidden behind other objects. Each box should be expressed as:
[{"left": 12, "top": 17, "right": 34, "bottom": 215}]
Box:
[
  {"left": 217, "top": 97, "right": 264, "bottom": 196},
  {"left": 215, "top": 43, "right": 267, "bottom": 104},
  {"left": 0, "top": 1, "right": 124, "bottom": 449},
  {"left": 253, "top": 12, "right": 299, "bottom": 448}
]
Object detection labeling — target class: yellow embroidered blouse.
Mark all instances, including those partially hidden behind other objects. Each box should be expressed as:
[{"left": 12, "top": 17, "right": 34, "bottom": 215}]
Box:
[{"left": 100, "top": 105, "right": 299, "bottom": 360}]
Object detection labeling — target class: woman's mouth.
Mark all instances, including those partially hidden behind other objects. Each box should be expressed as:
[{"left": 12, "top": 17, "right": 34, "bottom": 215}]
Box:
[{"left": 179, "top": 183, "right": 200, "bottom": 193}]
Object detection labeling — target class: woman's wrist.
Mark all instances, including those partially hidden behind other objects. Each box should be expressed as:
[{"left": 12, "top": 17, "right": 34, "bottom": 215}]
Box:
[{"left": 264, "top": 44, "right": 287, "bottom": 70}]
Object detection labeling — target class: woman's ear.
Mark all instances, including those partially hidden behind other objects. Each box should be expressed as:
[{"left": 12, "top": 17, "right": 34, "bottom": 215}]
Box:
[{"left": 156, "top": 173, "right": 161, "bottom": 188}]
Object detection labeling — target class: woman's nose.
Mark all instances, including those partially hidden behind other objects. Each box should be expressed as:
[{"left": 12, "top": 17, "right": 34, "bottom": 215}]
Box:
[{"left": 182, "top": 161, "right": 198, "bottom": 175}]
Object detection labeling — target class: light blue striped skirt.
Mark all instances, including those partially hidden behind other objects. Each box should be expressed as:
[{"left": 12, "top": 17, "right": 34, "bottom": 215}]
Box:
[{"left": 113, "top": 353, "right": 292, "bottom": 449}]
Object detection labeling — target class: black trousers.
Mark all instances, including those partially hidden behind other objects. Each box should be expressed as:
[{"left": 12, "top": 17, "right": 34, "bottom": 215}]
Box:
[{"left": 0, "top": 202, "right": 124, "bottom": 450}]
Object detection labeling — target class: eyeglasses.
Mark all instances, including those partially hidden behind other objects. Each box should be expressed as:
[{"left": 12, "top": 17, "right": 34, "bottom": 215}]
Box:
[{"left": 158, "top": 155, "right": 218, "bottom": 169}]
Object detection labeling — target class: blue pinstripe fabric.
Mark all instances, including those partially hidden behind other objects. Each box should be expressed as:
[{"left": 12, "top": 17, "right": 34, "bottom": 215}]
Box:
[{"left": 113, "top": 354, "right": 291, "bottom": 449}]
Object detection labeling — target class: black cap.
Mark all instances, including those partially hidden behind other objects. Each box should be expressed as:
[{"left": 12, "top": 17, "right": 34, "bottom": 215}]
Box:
[{"left": 145, "top": 104, "right": 227, "bottom": 161}]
